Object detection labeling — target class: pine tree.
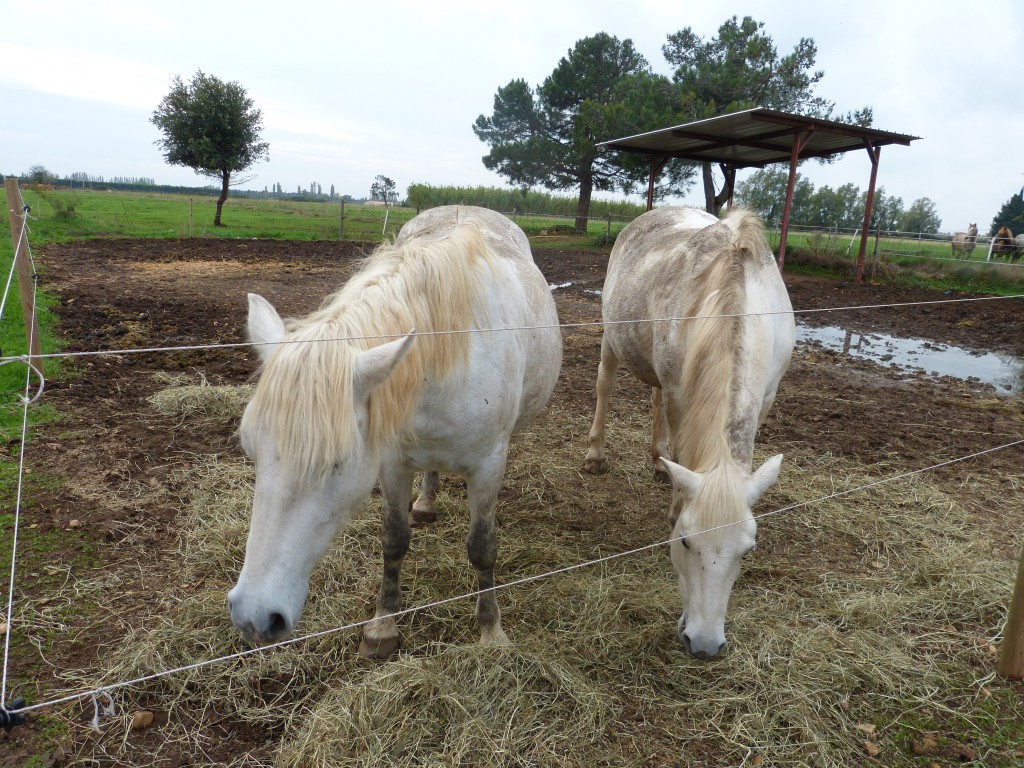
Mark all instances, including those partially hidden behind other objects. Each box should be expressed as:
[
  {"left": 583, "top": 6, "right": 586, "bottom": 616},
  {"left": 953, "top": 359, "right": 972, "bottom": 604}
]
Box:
[{"left": 989, "top": 190, "right": 1024, "bottom": 236}]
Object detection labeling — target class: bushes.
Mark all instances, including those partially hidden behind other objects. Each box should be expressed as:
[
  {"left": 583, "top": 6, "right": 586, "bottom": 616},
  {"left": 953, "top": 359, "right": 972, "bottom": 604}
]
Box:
[
  {"left": 405, "top": 183, "right": 645, "bottom": 219},
  {"left": 35, "top": 190, "right": 77, "bottom": 221}
]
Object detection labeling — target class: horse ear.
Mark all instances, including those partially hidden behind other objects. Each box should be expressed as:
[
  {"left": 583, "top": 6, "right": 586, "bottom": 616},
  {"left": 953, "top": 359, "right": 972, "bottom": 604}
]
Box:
[
  {"left": 656, "top": 457, "right": 702, "bottom": 500},
  {"left": 247, "top": 293, "right": 287, "bottom": 365},
  {"left": 747, "top": 453, "right": 783, "bottom": 507},
  {"left": 354, "top": 332, "right": 417, "bottom": 399}
]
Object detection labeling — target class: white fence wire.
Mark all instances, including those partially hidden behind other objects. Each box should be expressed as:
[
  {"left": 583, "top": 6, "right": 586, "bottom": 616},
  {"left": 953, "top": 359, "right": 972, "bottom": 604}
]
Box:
[{"left": 0, "top": 207, "right": 1022, "bottom": 724}]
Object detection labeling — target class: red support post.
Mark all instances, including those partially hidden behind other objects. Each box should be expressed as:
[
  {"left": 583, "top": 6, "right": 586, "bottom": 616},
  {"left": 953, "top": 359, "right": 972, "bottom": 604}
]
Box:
[
  {"left": 776, "top": 129, "right": 813, "bottom": 270},
  {"left": 855, "top": 142, "right": 881, "bottom": 283},
  {"left": 646, "top": 158, "right": 668, "bottom": 211}
]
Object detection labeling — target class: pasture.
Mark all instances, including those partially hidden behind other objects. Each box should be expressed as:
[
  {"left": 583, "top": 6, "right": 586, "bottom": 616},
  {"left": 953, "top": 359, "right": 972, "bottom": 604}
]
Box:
[
  {"left": 1, "top": 235, "right": 1023, "bottom": 766},
  {"left": 14, "top": 188, "right": 632, "bottom": 247}
]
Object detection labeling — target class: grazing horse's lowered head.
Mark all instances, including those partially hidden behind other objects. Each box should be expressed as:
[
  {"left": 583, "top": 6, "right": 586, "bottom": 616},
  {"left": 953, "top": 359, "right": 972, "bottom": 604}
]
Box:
[
  {"left": 658, "top": 454, "right": 783, "bottom": 658},
  {"left": 951, "top": 223, "right": 978, "bottom": 258}
]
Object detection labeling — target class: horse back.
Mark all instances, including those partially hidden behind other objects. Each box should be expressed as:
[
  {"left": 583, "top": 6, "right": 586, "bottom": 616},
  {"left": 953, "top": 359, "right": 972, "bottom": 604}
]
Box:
[
  {"left": 601, "top": 207, "right": 790, "bottom": 393},
  {"left": 395, "top": 206, "right": 561, "bottom": 452}
]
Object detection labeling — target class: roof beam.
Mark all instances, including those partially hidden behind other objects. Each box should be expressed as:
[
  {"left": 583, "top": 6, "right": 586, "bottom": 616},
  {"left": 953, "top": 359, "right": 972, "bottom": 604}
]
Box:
[
  {"left": 750, "top": 111, "right": 914, "bottom": 146},
  {"left": 668, "top": 125, "right": 802, "bottom": 154}
]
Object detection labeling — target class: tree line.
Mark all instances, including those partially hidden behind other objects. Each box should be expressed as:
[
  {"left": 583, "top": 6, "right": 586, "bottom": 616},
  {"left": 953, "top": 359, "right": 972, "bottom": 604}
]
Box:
[
  {"left": 474, "top": 16, "right": 873, "bottom": 230},
  {"left": 735, "top": 167, "right": 942, "bottom": 233},
  {"left": 405, "top": 184, "right": 646, "bottom": 218}
]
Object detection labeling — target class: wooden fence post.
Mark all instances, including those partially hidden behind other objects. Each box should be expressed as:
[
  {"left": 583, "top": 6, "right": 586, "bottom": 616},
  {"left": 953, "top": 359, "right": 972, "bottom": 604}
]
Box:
[
  {"left": 997, "top": 543, "right": 1024, "bottom": 679},
  {"left": 3, "top": 178, "right": 43, "bottom": 376},
  {"left": 339, "top": 200, "right": 345, "bottom": 241}
]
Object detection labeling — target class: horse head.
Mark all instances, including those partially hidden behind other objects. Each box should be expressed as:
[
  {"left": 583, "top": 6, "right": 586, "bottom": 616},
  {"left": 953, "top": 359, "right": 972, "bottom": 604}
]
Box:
[
  {"left": 228, "top": 294, "right": 416, "bottom": 645},
  {"left": 656, "top": 454, "right": 783, "bottom": 659}
]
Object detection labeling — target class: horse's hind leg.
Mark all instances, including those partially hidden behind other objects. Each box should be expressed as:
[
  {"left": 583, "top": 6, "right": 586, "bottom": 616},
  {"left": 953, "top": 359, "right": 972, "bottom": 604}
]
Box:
[
  {"left": 411, "top": 471, "right": 439, "bottom": 526},
  {"left": 360, "top": 464, "right": 414, "bottom": 659},
  {"left": 466, "top": 451, "right": 511, "bottom": 646},
  {"left": 583, "top": 338, "right": 619, "bottom": 474}
]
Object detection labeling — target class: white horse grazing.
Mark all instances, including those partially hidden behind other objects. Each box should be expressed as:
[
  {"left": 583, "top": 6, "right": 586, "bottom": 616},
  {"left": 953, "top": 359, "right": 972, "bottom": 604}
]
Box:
[
  {"left": 951, "top": 223, "right": 978, "bottom": 258},
  {"left": 583, "top": 207, "right": 794, "bottom": 659},
  {"left": 229, "top": 206, "right": 562, "bottom": 657}
]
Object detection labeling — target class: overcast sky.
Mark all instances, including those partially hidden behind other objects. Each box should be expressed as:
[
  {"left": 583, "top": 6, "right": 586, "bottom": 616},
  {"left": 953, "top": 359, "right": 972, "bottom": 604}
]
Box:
[{"left": 3, "top": 0, "right": 1022, "bottom": 232}]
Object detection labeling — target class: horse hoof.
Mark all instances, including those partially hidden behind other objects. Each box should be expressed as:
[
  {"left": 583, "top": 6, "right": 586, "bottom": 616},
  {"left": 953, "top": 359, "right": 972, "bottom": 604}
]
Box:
[
  {"left": 358, "top": 634, "right": 401, "bottom": 660},
  {"left": 480, "top": 626, "right": 511, "bottom": 646},
  {"left": 582, "top": 458, "right": 610, "bottom": 475},
  {"left": 410, "top": 508, "right": 437, "bottom": 527}
]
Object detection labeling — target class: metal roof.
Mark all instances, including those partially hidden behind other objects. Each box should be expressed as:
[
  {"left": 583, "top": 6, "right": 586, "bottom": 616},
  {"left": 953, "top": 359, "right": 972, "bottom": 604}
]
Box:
[{"left": 599, "top": 107, "right": 919, "bottom": 168}]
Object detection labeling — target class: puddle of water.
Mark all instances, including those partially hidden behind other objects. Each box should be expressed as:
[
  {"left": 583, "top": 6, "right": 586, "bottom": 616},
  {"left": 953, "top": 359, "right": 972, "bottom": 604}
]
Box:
[
  {"left": 549, "top": 281, "right": 602, "bottom": 296},
  {"left": 796, "top": 323, "right": 1024, "bottom": 395}
]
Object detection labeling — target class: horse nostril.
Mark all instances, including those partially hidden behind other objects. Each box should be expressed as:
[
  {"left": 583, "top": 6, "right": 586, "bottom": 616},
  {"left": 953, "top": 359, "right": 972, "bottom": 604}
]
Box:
[
  {"left": 716, "top": 640, "right": 727, "bottom": 656},
  {"left": 267, "top": 613, "right": 289, "bottom": 640}
]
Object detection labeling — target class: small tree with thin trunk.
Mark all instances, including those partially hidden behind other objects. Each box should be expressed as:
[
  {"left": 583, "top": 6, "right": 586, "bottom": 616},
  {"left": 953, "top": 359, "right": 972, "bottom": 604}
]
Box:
[
  {"left": 151, "top": 70, "right": 269, "bottom": 226},
  {"left": 370, "top": 175, "right": 397, "bottom": 205}
]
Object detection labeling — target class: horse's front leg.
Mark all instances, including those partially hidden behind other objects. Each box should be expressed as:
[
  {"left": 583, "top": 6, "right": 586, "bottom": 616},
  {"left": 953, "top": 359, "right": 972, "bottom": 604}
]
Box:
[
  {"left": 359, "top": 464, "right": 414, "bottom": 659},
  {"left": 466, "top": 452, "right": 512, "bottom": 646},
  {"left": 583, "top": 337, "right": 619, "bottom": 474},
  {"left": 651, "top": 386, "right": 672, "bottom": 484},
  {"left": 410, "top": 470, "right": 439, "bottom": 527}
]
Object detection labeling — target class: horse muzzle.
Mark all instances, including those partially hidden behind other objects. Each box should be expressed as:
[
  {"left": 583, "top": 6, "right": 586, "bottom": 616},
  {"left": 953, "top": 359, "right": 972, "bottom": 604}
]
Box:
[
  {"left": 228, "top": 591, "right": 296, "bottom": 646},
  {"left": 677, "top": 613, "right": 727, "bottom": 660}
]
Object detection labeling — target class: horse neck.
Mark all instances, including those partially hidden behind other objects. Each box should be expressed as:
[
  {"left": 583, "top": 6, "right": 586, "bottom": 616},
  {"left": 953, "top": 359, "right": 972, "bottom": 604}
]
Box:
[
  {"left": 326, "top": 235, "right": 487, "bottom": 444},
  {"left": 248, "top": 231, "right": 488, "bottom": 481},
  {"left": 674, "top": 243, "right": 746, "bottom": 474}
]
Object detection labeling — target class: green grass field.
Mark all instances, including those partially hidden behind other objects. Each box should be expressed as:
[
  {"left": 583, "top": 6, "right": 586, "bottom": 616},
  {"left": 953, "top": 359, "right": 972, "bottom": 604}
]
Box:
[{"left": 16, "top": 187, "right": 628, "bottom": 247}]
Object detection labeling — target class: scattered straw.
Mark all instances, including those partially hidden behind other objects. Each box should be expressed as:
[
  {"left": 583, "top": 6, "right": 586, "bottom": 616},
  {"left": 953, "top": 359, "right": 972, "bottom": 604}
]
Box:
[
  {"left": 53, "top": 400, "right": 1023, "bottom": 766},
  {"left": 147, "top": 373, "right": 253, "bottom": 420}
]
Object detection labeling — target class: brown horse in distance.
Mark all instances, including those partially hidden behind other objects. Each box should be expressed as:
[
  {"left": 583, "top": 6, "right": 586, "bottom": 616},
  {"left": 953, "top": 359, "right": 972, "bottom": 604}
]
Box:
[{"left": 991, "top": 226, "right": 1018, "bottom": 261}]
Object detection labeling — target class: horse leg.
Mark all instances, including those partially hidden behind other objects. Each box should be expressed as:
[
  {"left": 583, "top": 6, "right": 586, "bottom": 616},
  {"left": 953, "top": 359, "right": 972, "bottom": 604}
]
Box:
[
  {"left": 651, "top": 386, "right": 672, "bottom": 485},
  {"left": 359, "top": 464, "right": 414, "bottom": 659},
  {"left": 583, "top": 338, "right": 619, "bottom": 474},
  {"left": 411, "top": 470, "right": 439, "bottom": 527},
  {"left": 466, "top": 452, "right": 511, "bottom": 646}
]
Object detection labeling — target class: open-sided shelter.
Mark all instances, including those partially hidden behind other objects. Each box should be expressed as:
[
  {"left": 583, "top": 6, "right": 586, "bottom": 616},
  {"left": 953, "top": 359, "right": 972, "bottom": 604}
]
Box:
[{"left": 599, "top": 108, "right": 919, "bottom": 282}]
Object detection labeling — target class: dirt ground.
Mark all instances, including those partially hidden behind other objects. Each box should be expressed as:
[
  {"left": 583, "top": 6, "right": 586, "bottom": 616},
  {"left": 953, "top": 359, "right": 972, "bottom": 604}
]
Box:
[{"left": 2, "top": 237, "right": 1023, "bottom": 765}]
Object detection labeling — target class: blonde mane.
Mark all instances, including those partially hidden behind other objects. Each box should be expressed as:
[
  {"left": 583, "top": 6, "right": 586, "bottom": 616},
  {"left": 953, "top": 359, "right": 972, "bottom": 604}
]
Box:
[
  {"left": 242, "top": 222, "right": 500, "bottom": 481},
  {"left": 673, "top": 209, "right": 765, "bottom": 537}
]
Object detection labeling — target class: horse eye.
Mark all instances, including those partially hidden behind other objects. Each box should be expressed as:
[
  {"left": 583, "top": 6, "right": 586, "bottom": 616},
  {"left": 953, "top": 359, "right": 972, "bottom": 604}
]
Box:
[{"left": 680, "top": 537, "right": 691, "bottom": 550}]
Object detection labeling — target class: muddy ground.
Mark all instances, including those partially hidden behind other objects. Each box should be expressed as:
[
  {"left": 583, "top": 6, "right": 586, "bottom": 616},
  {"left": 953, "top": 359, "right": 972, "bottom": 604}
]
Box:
[{"left": 2, "top": 237, "right": 1023, "bottom": 765}]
